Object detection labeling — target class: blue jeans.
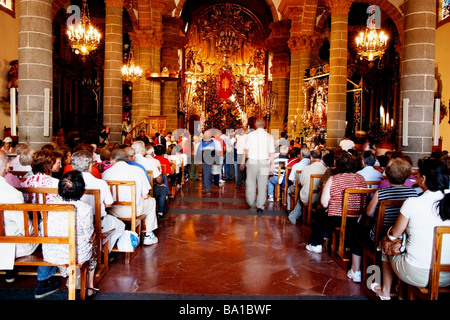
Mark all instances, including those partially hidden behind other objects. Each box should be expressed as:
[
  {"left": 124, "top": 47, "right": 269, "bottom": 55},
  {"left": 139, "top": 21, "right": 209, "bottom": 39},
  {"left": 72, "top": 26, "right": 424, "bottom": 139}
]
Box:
[
  {"left": 154, "top": 184, "right": 170, "bottom": 213},
  {"left": 267, "top": 175, "right": 279, "bottom": 196},
  {"left": 202, "top": 163, "right": 213, "bottom": 192},
  {"left": 37, "top": 266, "right": 57, "bottom": 281}
]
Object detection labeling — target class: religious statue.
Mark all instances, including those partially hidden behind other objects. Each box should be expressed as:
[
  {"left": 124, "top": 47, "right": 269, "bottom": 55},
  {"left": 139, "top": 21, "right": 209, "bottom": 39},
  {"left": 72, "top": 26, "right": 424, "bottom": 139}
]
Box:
[{"left": 2, "top": 60, "right": 18, "bottom": 103}]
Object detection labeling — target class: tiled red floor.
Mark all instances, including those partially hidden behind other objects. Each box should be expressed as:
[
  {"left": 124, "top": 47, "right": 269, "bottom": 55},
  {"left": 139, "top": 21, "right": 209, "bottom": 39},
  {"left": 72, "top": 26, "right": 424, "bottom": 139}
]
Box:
[{"left": 97, "top": 180, "right": 368, "bottom": 299}]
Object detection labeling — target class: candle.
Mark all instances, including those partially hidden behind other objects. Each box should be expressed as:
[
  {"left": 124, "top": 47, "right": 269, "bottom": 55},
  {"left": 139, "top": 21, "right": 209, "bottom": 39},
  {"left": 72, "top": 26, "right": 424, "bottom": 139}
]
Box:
[{"left": 10, "top": 88, "right": 16, "bottom": 136}]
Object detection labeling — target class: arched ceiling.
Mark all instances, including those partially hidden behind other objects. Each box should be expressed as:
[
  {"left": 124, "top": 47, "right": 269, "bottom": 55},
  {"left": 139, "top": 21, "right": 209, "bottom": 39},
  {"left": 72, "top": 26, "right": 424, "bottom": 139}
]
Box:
[{"left": 180, "top": 0, "right": 274, "bottom": 37}]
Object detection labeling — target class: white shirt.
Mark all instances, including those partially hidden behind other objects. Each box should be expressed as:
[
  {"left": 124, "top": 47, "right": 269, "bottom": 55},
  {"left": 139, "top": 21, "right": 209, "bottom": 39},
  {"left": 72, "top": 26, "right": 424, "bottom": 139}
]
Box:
[
  {"left": 339, "top": 139, "right": 355, "bottom": 151},
  {"left": 244, "top": 128, "right": 275, "bottom": 162},
  {"left": 235, "top": 134, "right": 247, "bottom": 155},
  {"left": 81, "top": 171, "right": 113, "bottom": 217},
  {"left": 0, "top": 176, "right": 38, "bottom": 263},
  {"left": 400, "top": 190, "right": 450, "bottom": 269},
  {"left": 134, "top": 154, "right": 161, "bottom": 178},
  {"left": 289, "top": 158, "right": 311, "bottom": 183},
  {"left": 102, "top": 161, "right": 150, "bottom": 206},
  {"left": 356, "top": 166, "right": 383, "bottom": 183}
]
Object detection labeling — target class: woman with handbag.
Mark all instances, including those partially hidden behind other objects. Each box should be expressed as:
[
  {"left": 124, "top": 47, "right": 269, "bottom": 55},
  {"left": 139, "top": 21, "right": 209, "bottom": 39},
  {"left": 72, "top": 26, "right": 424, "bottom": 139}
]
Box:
[{"left": 371, "top": 157, "right": 450, "bottom": 300}]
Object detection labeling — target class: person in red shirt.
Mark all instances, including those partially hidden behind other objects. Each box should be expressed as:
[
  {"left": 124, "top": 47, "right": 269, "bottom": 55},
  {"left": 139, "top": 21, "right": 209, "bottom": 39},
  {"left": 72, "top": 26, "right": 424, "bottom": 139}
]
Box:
[{"left": 154, "top": 144, "right": 173, "bottom": 190}]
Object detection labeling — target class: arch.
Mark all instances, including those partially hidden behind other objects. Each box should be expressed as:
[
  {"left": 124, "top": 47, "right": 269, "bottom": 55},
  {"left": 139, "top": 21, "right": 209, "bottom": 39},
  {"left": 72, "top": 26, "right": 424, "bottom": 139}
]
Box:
[
  {"left": 314, "top": 0, "right": 403, "bottom": 42},
  {"left": 173, "top": 0, "right": 279, "bottom": 23}
]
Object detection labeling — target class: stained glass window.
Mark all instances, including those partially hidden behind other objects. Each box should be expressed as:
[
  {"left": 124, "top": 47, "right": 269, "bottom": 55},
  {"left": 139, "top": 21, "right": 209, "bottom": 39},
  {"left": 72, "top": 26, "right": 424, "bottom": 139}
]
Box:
[{"left": 442, "top": 0, "right": 450, "bottom": 21}]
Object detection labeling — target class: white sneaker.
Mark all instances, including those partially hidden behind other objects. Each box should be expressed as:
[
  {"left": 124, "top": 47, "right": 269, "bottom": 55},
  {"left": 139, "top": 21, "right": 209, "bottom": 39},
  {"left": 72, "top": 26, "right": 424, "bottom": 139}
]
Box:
[
  {"left": 268, "top": 195, "right": 274, "bottom": 202},
  {"left": 143, "top": 233, "right": 158, "bottom": 245},
  {"left": 305, "top": 244, "right": 322, "bottom": 253},
  {"left": 347, "top": 269, "right": 361, "bottom": 283}
]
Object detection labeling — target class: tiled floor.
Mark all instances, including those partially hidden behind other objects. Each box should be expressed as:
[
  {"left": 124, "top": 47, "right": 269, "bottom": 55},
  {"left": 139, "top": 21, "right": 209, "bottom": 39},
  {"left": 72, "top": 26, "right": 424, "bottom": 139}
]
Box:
[{"left": 97, "top": 179, "right": 368, "bottom": 299}]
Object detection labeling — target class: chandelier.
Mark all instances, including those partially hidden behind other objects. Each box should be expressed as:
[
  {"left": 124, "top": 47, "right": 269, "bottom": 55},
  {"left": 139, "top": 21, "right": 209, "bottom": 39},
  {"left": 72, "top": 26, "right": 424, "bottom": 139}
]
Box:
[
  {"left": 122, "top": 49, "right": 142, "bottom": 84},
  {"left": 66, "top": 0, "right": 101, "bottom": 55},
  {"left": 355, "top": 22, "right": 388, "bottom": 61}
]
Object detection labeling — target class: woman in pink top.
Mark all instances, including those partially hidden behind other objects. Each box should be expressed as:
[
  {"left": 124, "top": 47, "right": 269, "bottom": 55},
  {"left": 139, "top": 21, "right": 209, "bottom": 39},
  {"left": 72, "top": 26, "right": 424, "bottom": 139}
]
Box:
[{"left": 306, "top": 151, "right": 367, "bottom": 253}]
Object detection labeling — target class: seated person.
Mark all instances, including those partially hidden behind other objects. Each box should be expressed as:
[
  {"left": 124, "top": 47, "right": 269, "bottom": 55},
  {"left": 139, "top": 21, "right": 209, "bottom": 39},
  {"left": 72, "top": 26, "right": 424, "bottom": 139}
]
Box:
[
  {"left": 347, "top": 157, "right": 418, "bottom": 283},
  {"left": 44, "top": 170, "right": 98, "bottom": 298},
  {"left": 267, "top": 145, "right": 289, "bottom": 202}
]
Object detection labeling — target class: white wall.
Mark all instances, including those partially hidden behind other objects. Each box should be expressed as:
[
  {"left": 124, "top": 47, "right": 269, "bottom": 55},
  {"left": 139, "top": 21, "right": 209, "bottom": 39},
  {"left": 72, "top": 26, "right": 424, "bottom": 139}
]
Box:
[{"left": 0, "top": 5, "right": 19, "bottom": 140}]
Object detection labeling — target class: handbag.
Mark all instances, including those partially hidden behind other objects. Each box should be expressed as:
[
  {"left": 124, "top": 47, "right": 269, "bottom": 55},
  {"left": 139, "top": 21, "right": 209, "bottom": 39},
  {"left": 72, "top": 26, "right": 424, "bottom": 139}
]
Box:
[{"left": 381, "top": 226, "right": 406, "bottom": 256}]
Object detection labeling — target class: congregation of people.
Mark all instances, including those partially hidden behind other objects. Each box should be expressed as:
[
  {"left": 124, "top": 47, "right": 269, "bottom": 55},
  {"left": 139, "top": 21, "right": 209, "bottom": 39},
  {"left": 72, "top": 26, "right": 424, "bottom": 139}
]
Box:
[{"left": 1, "top": 120, "right": 450, "bottom": 300}]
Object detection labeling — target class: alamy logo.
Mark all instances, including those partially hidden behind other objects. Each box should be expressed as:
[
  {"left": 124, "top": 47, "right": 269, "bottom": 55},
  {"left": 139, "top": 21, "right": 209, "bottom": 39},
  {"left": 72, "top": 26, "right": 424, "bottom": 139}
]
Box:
[
  {"left": 66, "top": 5, "right": 81, "bottom": 27},
  {"left": 366, "top": 5, "right": 381, "bottom": 29}
]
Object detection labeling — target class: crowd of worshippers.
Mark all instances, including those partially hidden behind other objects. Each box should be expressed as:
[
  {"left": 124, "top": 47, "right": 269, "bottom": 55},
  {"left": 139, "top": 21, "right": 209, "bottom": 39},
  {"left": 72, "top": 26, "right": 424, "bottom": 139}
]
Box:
[{"left": 1, "top": 126, "right": 450, "bottom": 300}]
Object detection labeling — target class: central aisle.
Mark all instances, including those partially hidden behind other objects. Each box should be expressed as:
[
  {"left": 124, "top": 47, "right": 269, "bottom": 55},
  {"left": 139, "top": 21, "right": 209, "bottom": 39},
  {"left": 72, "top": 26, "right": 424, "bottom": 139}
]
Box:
[{"left": 98, "top": 180, "right": 367, "bottom": 299}]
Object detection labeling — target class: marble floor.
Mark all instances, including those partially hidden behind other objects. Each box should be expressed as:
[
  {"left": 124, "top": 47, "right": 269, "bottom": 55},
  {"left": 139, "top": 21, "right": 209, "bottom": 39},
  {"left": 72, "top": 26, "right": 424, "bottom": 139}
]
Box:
[{"left": 97, "top": 179, "right": 368, "bottom": 299}]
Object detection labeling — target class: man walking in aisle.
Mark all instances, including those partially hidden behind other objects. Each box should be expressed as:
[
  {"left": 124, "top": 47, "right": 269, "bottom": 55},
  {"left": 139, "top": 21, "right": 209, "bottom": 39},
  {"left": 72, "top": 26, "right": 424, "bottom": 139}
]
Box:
[{"left": 240, "top": 118, "right": 275, "bottom": 214}]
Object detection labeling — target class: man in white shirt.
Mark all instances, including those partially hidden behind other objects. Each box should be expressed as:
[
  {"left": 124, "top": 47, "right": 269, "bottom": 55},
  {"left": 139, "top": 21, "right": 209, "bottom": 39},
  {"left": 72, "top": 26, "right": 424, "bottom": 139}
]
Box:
[
  {"left": 241, "top": 118, "right": 275, "bottom": 213},
  {"left": 102, "top": 148, "right": 158, "bottom": 245},
  {"left": 287, "top": 147, "right": 311, "bottom": 211},
  {"left": 339, "top": 131, "right": 355, "bottom": 151},
  {"left": 288, "top": 150, "right": 327, "bottom": 224},
  {"left": 131, "top": 141, "right": 169, "bottom": 217},
  {"left": 71, "top": 150, "right": 126, "bottom": 252}
]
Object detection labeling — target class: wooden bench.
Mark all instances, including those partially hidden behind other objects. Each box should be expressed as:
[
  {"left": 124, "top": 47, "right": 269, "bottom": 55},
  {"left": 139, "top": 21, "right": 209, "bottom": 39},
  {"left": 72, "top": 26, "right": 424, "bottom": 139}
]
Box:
[
  {"left": 17, "top": 187, "right": 110, "bottom": 286},
  {"left": 146, "top": 170, "right": 154, "bottom": 196},
  {"left": 105, "top": 180, "right": 143, "bottom": 264},
  {"left": 0, "top": 203, "right": 87, "bottom": 300},
  {"left": 282, "top": 166, "right": 292, "bottom": 207},
  {"left": 9, "top": 170, "right": 29, "bottom": 180}
]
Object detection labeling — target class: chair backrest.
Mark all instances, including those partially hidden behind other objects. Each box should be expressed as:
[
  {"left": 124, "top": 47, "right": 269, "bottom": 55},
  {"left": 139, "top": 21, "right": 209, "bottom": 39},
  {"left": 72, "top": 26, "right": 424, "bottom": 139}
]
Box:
[
  {"left": 282, "top": 166, "right": 292, "bottom": 206},
  {"left": 307, "top": 174, "right": 324, "bottom": 206},
  {"left": 0, "top": 203, "right": 78, "bottom": 300},
  {"left": 9, "top": 170, "right": 29, "bottom": 179},
  {"left": 373, "top": 200, "right": 405, "bottom": 249},
  {"left": 293, "top": 170, "right": 302, "bottom": 205},
  {"left": 104, "top": 180, "right": 138, "bottom": 232},
  {"left": 427, "top": 226, "right": 450, "bottom": 300},
  {"left": 366, "top": 180, "right": 381, "bottom": 189},
  {"left": 337, "top": 188, "right": 377, "bottom": 259},
  {"left": 146, "top": 170, "right": 154, "bottom": 196},
  {"left": 18, "top": 187, "right": 103, "bottom": 262}
]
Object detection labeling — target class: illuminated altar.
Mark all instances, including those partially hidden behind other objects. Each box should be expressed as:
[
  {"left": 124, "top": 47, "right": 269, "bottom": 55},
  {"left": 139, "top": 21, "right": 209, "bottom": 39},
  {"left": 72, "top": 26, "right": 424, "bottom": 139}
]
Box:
[{"left": 179, "top": 3, "right": 274, "bottom": 132}]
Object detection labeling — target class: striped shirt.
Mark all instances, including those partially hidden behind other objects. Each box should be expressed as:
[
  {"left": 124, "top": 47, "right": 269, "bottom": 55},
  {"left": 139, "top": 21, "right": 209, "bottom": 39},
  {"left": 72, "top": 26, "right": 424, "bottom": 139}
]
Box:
[
  {"left": 327, "top": 173, "right": 367, "bottom": 217},
  {"left": 369, "top": 185, "right": 418, "bottom": 241},
  {"left": 273, "top": 155, "right": 288, "bottom": 178}
]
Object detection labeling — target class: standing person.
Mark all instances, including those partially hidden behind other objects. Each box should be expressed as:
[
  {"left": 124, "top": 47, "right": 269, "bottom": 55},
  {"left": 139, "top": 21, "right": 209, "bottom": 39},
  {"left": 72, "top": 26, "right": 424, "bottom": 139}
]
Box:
[
  {"left": 234, "top": 128, "right": 247, "bottom": 189},
  {"left": 135, "top": 130, "right": 150, "bottom": 145},
  {"left": 70, "top": 150, "right": 126, "bottom": 254},
  {"left": 99, "top": 125, "right": 110, "bottom": 145},
  {"left": 102, "top": 148, "right": 159, "bottom": 246},
  {"left": 196, "top": 129, "right": 221, "bottom": 195},
  {"left": 240, "top": 118, "right": 275, "bottom": 214}
]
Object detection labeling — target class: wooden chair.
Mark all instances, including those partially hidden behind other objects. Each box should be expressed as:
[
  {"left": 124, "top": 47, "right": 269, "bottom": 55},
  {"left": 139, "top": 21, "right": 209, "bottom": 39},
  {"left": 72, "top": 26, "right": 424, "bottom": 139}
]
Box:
[
  {"left": 105, "top": 180, "right": 143, "bottom": 264},
  {"left": 146, "top": 170, "right": 154, "bottom": 196},
  {"left": 282, "top": 166, "right": 292, "bottom": 207},
  {"left": 9, "top": 170, "right": 29, "bottom": 180},
  {"left": 408, "top": 226, "right": 450, "bottom": 300},
  {"left": 301, "top": 174, "right": 324, "bottom": 233},
  {"left": 331, "top": 188, "right": 376, "bottom": 268},
  {"left": 293, "top": 170, "right": 302, "bottom": 206},
  {"left": 366, "top": 180, "right": 381, "bottom": 189},
  {"left": 0, "top": 203, "right": 87, "bottom": 300},
  {"left": 361, "top": 199, "right": 405, "bottom": 288},
  {"left": 17, "top": 187, "right": 111, "bottom": 285},
  {"left": 274, "top": 163, "right": 285, "bottom": 202}
]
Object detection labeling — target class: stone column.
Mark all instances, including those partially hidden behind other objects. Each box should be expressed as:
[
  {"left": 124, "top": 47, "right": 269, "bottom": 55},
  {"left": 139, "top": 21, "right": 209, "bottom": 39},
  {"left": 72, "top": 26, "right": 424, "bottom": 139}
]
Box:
[
  {"left": 287, "top": 35, "right": 321, "bottom": 139},
  {"left": 130, "top": 3, "right": 164, "bottom": 124},
  {"left": 18, "top": 0, "right": 53, "bottom": 149},
  {"left": 103, "top": 0, "right": 124, "bottom": 144},
  {"left": 325, "top": 0, "right": 353, "bottom": 148},
  {"left": 162, "top": 16, "right": 186, "bottom": 133},
  {"left": 400, "top": 0, "right": 436, "bottom": 166},
  {"left": 265, "top": 20, "right": 291, "bottom": 136}
]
